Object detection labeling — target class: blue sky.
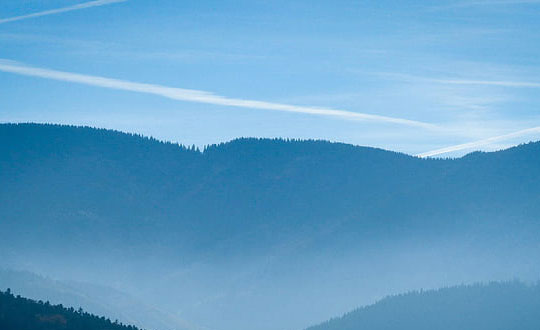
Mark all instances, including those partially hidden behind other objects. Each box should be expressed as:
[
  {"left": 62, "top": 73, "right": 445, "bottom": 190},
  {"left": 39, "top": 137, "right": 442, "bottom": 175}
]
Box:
[{"left": 1, "top": 0, "right": 540, "bottom": 156}]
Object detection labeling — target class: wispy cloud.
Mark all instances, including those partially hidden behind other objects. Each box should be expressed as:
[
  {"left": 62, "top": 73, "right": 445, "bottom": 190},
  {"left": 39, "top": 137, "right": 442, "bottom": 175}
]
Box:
[
  {"left": 0, "top": 0, "right": 127, "bottom": 24},
  {"left": 430, "top": 78, "right": 540, "bottom": 88},
  {"left": 417, "top": 126, "right": 540, "bottom": 157},
  {"left": 0, "top": 60, "right": 436, "bottom": 129},
  {"left": 378, "top": 72, "right": 540, "bottom": 89}
]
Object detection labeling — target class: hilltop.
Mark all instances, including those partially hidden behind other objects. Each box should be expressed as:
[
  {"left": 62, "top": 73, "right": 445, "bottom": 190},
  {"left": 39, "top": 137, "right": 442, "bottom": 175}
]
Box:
[
  {"left": 2, "top": 123, "right": 540, "bottom": 330},
  {"left": 307, "top": 282, "right": 540, "bottom": 330}
]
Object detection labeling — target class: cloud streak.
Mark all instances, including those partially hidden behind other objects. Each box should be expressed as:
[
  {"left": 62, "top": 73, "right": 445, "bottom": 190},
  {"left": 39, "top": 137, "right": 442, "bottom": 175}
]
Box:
[
  {"left": 378, "top": 72, "right": 540, "bottom": 89},
  {"left": 431, "top": 78, "right": 540, "bottom": 88},
  {"left": 0, "top": 0, "right": 127, "bottom": 24},
  {"left": 417, "top": 126, "right": 540, "bottom": 157},
  {"left": 0, "top": 60, "right": 436, "bottom": 129}
]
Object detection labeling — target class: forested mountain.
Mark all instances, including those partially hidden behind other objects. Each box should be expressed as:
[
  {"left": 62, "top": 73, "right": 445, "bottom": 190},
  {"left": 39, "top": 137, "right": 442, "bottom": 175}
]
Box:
[
  {"left": 0, "top": 269, "right": 196, "bottom": 330},
  {"left": 2, "top": 123, "right": 540, "bottom": 330},
  {"left": 2, "top": 123, "right": 540, "bottom": 256},
  {"left": 306, "top": 282, "right": 540, "bottom": 330},
  {"left": 0, "top": 289, "right": 142, "bottom": 330}
]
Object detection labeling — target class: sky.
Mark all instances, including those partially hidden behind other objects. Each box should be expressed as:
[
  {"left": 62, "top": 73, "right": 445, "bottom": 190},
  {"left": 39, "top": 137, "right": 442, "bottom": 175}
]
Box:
[{"left": 1, "top": 0, "right": 540, "bottom": 157}]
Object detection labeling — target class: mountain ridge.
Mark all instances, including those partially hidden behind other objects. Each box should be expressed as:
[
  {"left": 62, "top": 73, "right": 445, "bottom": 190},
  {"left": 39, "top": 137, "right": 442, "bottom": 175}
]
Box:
[
  {"left": 0, "top": 288, "right": 143, "bottom": 330},
  {"left": 2, "top": 122, "right": 540, "bottom": 330},
  {"left": 0, "top": 268, "right": 197, "bottom": 330},
  {"left": 6, "top": 121, "right": 535, "bottom": 159},
  {"left": 306, "top": 281, "right": 540, "bottom": 330}
]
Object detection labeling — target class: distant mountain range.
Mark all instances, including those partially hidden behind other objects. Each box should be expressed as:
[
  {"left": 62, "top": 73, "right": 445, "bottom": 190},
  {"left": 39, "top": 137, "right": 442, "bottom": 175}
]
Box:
[
  {"left": 4, "top": 281, "right": 539, "bottom": 330},
  {"left": 2, "top": 123, "right": 539, "bottom": 256},
  {"left": 2, "top": 123, "right": 540, "bottom": 330},
  {"left": 306, "top": 281, "right": 540, "bottom": 330}
]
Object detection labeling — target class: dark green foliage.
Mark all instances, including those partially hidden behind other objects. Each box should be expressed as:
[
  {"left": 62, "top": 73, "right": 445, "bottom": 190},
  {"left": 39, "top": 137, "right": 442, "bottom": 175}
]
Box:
[
  {"left": 0, "top": 289, "right": 142, "bottom": 330},
  {"left": 307, "top": 282, "right": 540, "bottom": 330}
]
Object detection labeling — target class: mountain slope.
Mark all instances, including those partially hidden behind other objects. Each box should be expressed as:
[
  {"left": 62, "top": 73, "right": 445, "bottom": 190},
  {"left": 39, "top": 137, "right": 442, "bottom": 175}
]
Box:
[
  {"left": 0, "top": 269, "right": 197, "bottom": 330},
  {"left": 306, "top": 282, "right": 540, "bottom": 330},
  {"left": 2, "top": 123, "right": 540, "bottom": 330},
  {"left": 2, "top": 123, "right": 540, "bottom": 257},
  {"left": 0, "top": 288, "right": 143, "bottom": 330}
]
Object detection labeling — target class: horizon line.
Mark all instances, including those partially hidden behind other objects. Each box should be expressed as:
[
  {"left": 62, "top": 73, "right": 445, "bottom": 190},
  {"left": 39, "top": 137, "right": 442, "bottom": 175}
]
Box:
[{"left": 3, "top": 121, "right": 538, "bottom": 157}]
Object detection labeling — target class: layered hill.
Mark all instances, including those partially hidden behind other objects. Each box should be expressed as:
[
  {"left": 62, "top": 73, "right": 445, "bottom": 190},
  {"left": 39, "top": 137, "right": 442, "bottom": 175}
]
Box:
[
  {"left": 2, "top": 123, "right": 540, "bottom": 257},
  {"left": 307, "top": 282, "right": 540, "bottom": 330},
  {"left": 0, "top": 269, "right": 196, "bottom": 330},
  {"left": 2, "top": 123, "right": 540, "bottom": 330},
  {"left": 0, "top": 288, "right": 142, "bottom": 330}
]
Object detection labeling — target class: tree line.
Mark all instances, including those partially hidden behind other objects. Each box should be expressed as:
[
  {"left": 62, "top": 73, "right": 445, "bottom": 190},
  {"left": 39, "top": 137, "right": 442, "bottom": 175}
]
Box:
[{"left": 0, "top": 289, "right": 143, "bottom": 330}]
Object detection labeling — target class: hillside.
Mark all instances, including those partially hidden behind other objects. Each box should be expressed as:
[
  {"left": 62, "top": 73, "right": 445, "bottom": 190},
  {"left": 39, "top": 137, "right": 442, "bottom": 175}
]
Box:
[
  {"left": 2, "top": 123, "right": 540, "bottom": 330},
  {"left": 0, "top": 289, "right": 142, "bottom": 330},
  {"left": 2, "top": 123, "right": 540, "bottom": 257},
  {"left": 306, "top": 282, "right": 540, "bottom": 330},
  {"left": 0, "top": 269, "right": 196, "bottom": 330}
]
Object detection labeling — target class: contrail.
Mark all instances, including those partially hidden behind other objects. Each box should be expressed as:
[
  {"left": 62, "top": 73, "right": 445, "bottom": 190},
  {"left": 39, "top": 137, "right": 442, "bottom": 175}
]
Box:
[
  {"left": 0, "top": 0, "right": 127, "bottom": 24},
  {"left": 378, "top": 72, "right": 540, "bottom": 89},
  {"left": 0, "top": 60, "right": 436, "bottom": 129},
  {"left": 417, "top": 126, "right": 540, "bottom": 158},
  {"left": 431, "top": 78, "right": 540, "bottom": 88}
]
